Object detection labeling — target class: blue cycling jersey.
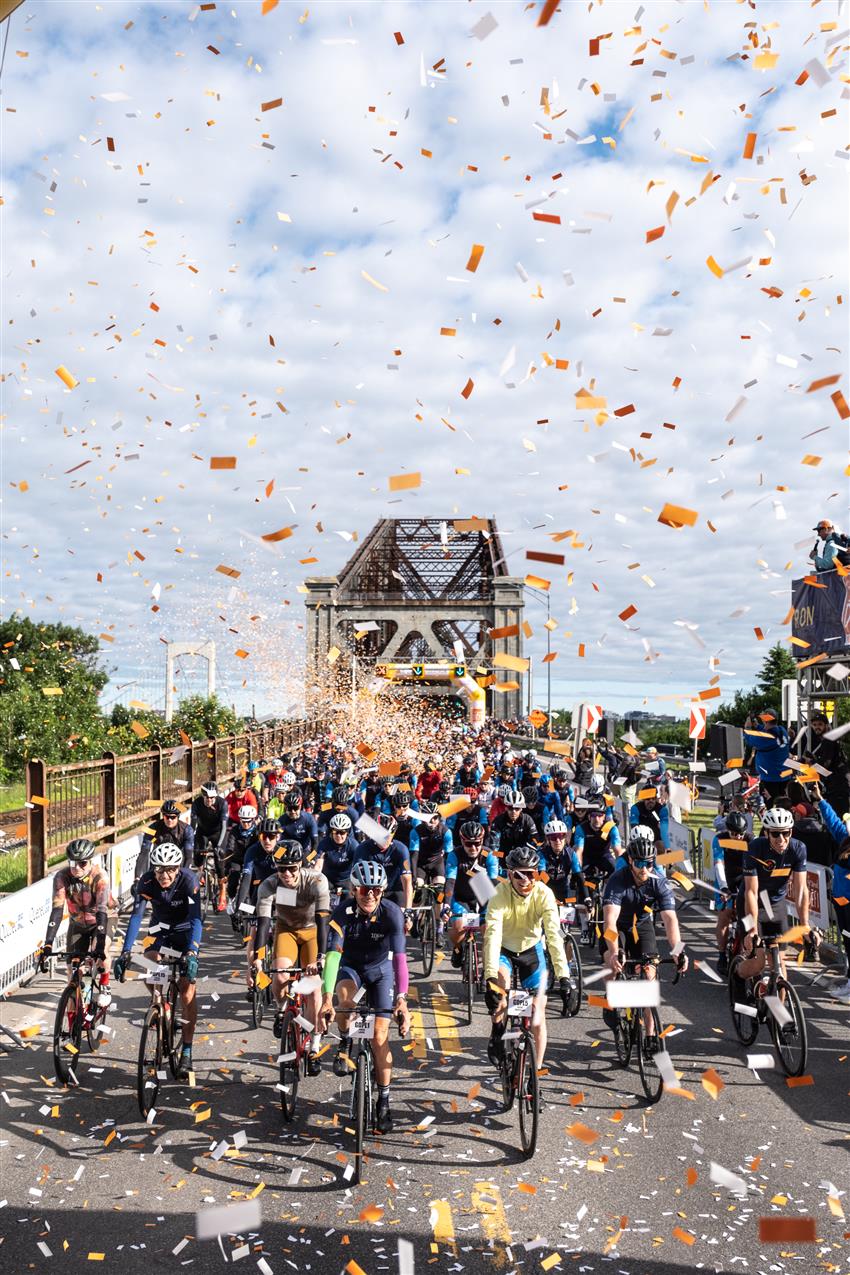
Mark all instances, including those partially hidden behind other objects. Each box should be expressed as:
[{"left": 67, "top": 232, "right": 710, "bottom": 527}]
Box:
[
  {"left": 602, "top": 863, "right": 676, "bottom": 929},
  {"left": 317, "top": 831, "right": 359, "bottom": 887},
  {"left": 123, "top": 867, "right": 203, "bottom": 956},
  {"left": 278, "top": 811, "right": 319, "bottom": 853},
  {"left": 352, "top": 838, "right": 411, "bottom": 892},
  {"left": 327, "top": 897, "right": 406, "bottom": 969}
]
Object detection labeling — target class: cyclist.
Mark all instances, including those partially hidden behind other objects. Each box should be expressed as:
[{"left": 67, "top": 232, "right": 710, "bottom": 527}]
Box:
[
  {"left": 136, "top": 799, "right": 195, "bottom": 882},
  {"left": 482, "top": 845, "right": 573, "bottom": 1071},
  {"left": 113, "top": 842, "right": 201, "bottom": 1079},
  {"left": 521, "top": 785, "right": 548, "bottom": 839},
  {"left": 40, "top": 838, "right": 116, "bottom": 981},
  {"left": 353, "top": 812, "right": 413, "bottom": 917},
  {"left": 316, "top": 812, "right": 359, "bottom": 903},
  {"left": 265, "top": 782, "right": 289, "bottom": 824},
  {"left": 416, "top": 757, "right": 443, "bottom": 802},
  {"left": 731, "top": 806, "right": 809, "bottom": 994},
  {"left": 190, "top": 782, "right": 229, "bottom": 911},
  {"left": 221, "top": 804, "right": 260, "bottom": 920},
  {"left": 410, "top": 801, "right": 452, "bottom": 936},
  {"left": 319, "top": 860, "right": 411, "bottom": 1134},
  {"left": 711, "top": 810, "right": 751, "bottom": 975},
  {"left": 234, "top": 817, "right": 282, "bottom": 989},
  {"left": 226, "top": 774, "right": 259, "bottom": 823},
  {"left": 248, "top": 759, "right": 264, "bottom": 797},
  {"left": 318, "top": 783, "right": 362, "bottom": 836},
  {"left": 454, "top": 753, "right": 481, "bottom": 791},
  {"left": 278, "top": 787, "right": 319, "bottom": 859},
  {"left": 253, "top": 840, "right": 329, "bottom": 1075},
  {"left": 629, "top": 786, "right": 670, "bottom": 850},
  {"left": 573, "top": 802, "right": 622, "bottom": 877},
  {"left": 443, "top": 821, "right": 500, "bottom": 965},
  {"left": 390, "top": 789, "right": 419, "bottom": 852},
  {"left": 541, "top": 819, "right": 581, "bottom": 906},
  {"left": 600, "top": 826, "right": 688, "bottom": 1054},
  {"left": 490, "top": 790, "right": 539, "bottom": 859}
]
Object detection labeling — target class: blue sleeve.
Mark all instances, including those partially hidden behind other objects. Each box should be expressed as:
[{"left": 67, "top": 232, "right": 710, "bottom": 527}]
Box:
[
  {"left": 396, "top": 843, "right": 411, "bottom": 871},
  {"left": 485, "top": 852, "right": 500, "bottom": 880},
  {"left": 790, "top": 838, "right": 807, "bottom": 872},
  {"left": 183, "top": 825, "right": 195, "bottom": 854},
  {"left": 602, "top": 873, "right": 625, "bottom": 908},
  {"left": 479, "top": 807, "right": 489, "bottom": 826},
  {"left": 659, "top": 805, "right": 670, "bottom": 848},
  {"left": 819, "top": 799, "right": 848, "bottom": 846},
  {"left": 655, "top": 877, "right": 676, "bottom": 912},
  {"left": 569, "top": 849, "right": 581, "bottom": 874},
  {"left": 573, "top": 824, "right": 585, "bottom": 850},
  {"left": 408, "top": 826, "right": 420, "bottom": 855},
  {"left": 629, "top": 804, "right": 639, "bottom": 827},
  {"left": 307, "top": 814, "right": 319, "bottom": 843},
  {"left": 441, "top": 829, "right": 452, "bottom": 855},
  {"left": 240, "top": 844, "right": 257, "bottom": 877},
  {"left": 122, "top": 889, "right": 149, "bottom": 954},
  {"left": 387, "top": 902, "right": 406, "bottom": 954},
  {"left": 445, "top": 850, "right": 459, "bottom": 881},
  {"left": 711, "top": 835, "right": 723, "bottom": 865},
  {"left": 608, "top": 826, "right": 621, "bottom": 850}
]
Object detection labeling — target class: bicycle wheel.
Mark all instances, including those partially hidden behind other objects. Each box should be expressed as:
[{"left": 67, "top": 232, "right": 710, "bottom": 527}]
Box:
[
  {"left": 279, "top": 1012, "right": 300, "bottom": 1121},
  {"left": 166, "top": 978, "right": 184, "bottom": 1078},
  {"left": 614, "top": 1007, "right": 633, "bottom": 1067},
  {"left": 463, "top": 941, "right": 474, "bottom": 1026},
  {"left": 138, "top": 1005, "right": 162, "bottom": 1117},
  {"left": 563, "top": 935, "right": 583, "bottom": 1017},
  {"left": 770, "top": 978, "right": 808, "bottom": 1077},
  {"left": 251, "top": 973, "right": 266, "bottom": 1029},
  {"left": 419, "top": 902, "right": 436, "bottom": 977},
  {"left": 86, "top": 980, "right": 110, "bottom": 1053},
  {"left": 499, "top": 1043, "right": 515, "bottom": 1113},
  {"left": 728, "top": 958, "right": 759, "bottom": 1046},
  {"left": 636, "top": 1008, "right": 665, "bottom": 1104},
  {"left": 353, "top": 1050, "right": 368, "bottom": 1185},
  {"left": 53, "top": 984, "right": 82, "bottom": 1085},
  {"left": 517, "top": 1032, "right": 539, "bottom": 1158}
]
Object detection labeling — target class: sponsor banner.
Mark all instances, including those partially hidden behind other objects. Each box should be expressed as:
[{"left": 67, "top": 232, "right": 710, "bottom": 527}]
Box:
[{"left": 792, "top": 572, "right": 850, "bottom": 657}]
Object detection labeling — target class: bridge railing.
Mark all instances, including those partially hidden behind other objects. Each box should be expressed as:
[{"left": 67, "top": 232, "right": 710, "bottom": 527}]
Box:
[{"left": 24, "top": 718, "right": 323, "bottom": 884}]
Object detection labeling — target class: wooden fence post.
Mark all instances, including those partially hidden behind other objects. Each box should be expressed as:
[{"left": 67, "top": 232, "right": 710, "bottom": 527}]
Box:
[
  {"left": 25, "top": 758, "right": 47, "bottom": 885},
  {"left": 103, "top": 751, "right": 118, "bottom": 840}
]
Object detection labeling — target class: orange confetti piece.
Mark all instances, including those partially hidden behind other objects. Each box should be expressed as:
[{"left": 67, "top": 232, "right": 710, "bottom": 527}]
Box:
[
  {"left": 618, "top": 604, "right": 637, "bottom": 622},
  {"left": 701, "top": 1067, "right": 725, "bottom": 1099},
  {"left": 393, "top": 31, "right": 404, "bottom": 45},
  {"left": 215, "top": 564, "right": 241, "bottom": 578},
  {"left": 801, "top": 454, "right": 822, "bottom": 466},
  {"left": 465, "top": 243, "right": 485, "bottom": 272},
  {"left": 568, "top": 1092, "right": 585, "bottom": 1106},
  {"left": 831, "top": 390, "right": 850, "bottom": 420},
  {"left": 467, "top": 1082, "right": 481, "bottom": 1101},
  {"left": 672, "top": 1227, "right": 695, "bottom": 1246},
  {"left": 517, "top": 1182, "right": 537, "bottom": 1194},
  {"left": 537, "top": 0, "right": 560, "bottom": 25},
  {"left": 210, "top": 456, "right": 237, "bottom": 470},
  {"left": 645, "top": 225, "right": 665, "bottom": 243},
  {"left": 234, "top": 649, "right": 249, "bottom": 660},
  {"left": 566, "top": 1122, "right": 599, "bottom": 1146},
  {"left": 359, "top": 1205, "right": 385, "bottom": 1223},
  {"left": 524, "top": 574, "right": 551, "bottom": 591},
  {"left": 785, "top": 1074, "right": 814, "bottom": 1088},
  {"left": 686, "top": 1167, "right": 698, "bottom": 1187},
  {"left": 388, "top": 472, "right": 421, "bottom": 492},
  {"left": 806, "top": 373, "right": 841, "bottom": 392},
  {"left": 460, "top": 378, "right": 474, "bottom": 399},
  {"left": 658, "top": 502, "right": 698, "bottom": 528},
  {"left": 261, "top": 526, "right": 294, "bottom": 542},
  {"left": 261, "top": 0, "right": 279, "bottom": 12},
  {"left": 742, "top": 132, "right": 757, "bottom": 159},
  {"left": 55, "top": 365, "right": 78, "bottom": 389},
  {"left": 129, "top": 720, "right": 150, "bottom": 739},
  {"left": 261, "top": 97, "right": 283, "bottom": 112},
  {"left": 706, "top": 255, "right": 724, "bottom": 278},
  {"left": 345, "top": 1263, "right": 368, "bottom": 1275},
  {"left": 759, "top": 1217, "right": 816, "bottom": 1243}
]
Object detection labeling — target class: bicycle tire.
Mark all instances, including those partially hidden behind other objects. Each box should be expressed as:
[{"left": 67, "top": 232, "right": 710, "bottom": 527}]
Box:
[
  {"left": 517, "top": 1032, "right": 539, "bottom": 1158},
  {"left": 137, "top": 1005, "right": 162, "bottom": 1118},
  {"left": 769, "top": 978, "right": 808, "bottom": 1077},
  {"left": 464, "top": 941, "right": 474, "bottom": 1026},
  {"left": 166, "top": 978, "right": 184, "bottom": 1079},
  {"left": 353, "top": 1050, "right": 368, "bottom": 1185},
  {"left": 636, "top": 1008, "right": 664, "bottom": 1104},
  {"left": 499, "top": 1042, "right": 515, "bottom": 1113},
  {"left": 419, "top": 900, "right": 436, "bottom": 978},
  {"left": 614, "top": 1007, "right": 633, "bottom": 1066},
  {"left": 251, "top": 975, "right": 266, "bottom": 1029},
  {"left": 728, "top": 958, "right": 759, "bottom": 1046},
  {"left": 53, "top": 983, "right": 82, "bottom": 1085},
  {"left": 279, "top": 1012, "right": 300, "bottom": 1121},
  {"left": 564, "top": 935, "right": 583, "bottom": 1017},
  {"left": 86, "top": 979, "right": 109, "bottom": 1053}
]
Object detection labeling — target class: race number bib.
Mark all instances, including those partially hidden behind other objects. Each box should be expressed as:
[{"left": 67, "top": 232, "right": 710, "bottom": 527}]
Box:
[
  {"left": 507, "top": 989, "right": 532, "bottom": 1017},
  {"left": 349, "top": 1012, "right": 376, "bottom": 1040},
  {"left": 145, "top": 967, "right": 169, "bottom": 987},
  {"left": 461, "top": 912, "right": 481, "bottom": 929},
  {"left": 559, "top": 904, "right": 576, "bottom": 926}
]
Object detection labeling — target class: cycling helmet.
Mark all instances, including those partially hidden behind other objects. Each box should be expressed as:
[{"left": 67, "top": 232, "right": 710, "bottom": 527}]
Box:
[
  {"left": 375, "top": 811, "right": 398, "bottom": 837},
  {"left": 627, "top": 825, "right": 656, "bottom": 859},
  {"left": 350, "top": 860, "right": 388, "bottom": 891},
  {"left": 329, "top": 812, "right": 352, "bottom": 833},
  {"left": 586, "top": 802, "right": 606, "bottom": 818},
  {"left": 503, "top": 790, "right": 526, "bottom": 810},
  {"left": 258, "top": 817, "right": 280, "bottom": 836},
  {"left": 274, "top": 839, "right": 303, "bottom": 866},
  {"left": 66, "top": 837, "right": 97, "bottom": 863},
  {"left": 391, "top": 790, "right": 411, "bottom": 810},
  {"left": 238, "top": 804, "right": 257, "bottom": 822},
  {"left": 462, "top": 754, "right": 474, "bottom": 767},
  {"left": 521, "top": 784, "right": 539, "bottom": 806},
  {"left": 725, "top": 811, "right": 748, "bottom": 837},
  {"left": 150, "top": 842, "right": 183, "bottom": 868},
  {"left": 544, "top": 819, "right": 569, "bottom": 838},
  {"left": 161, "top": 799, "right": 179, "bottom": 817},
  {"left": 762, "top": 806, "right": 794, "bottom": 833},
  {"left": 552, "top": 766, "right": 570, "bottom": 782},
  {"left": 419, "top": 799, "right": 438, "bottom": 816},
  {"left": 523, "top": 750, "right": 536, "bottom": 763},
  {"left": 248, "top": 760, "right": 260, "bottom": 772},
  {"left": 273, "top": 783, "right": 286, "bottom": 795},
  {"left": 506, "top": 845, "right": 540, "bottom": 872},
  {"left": 281, "top": 770, "right": 297, "bottom": 787},
  {"left": 587, "top": 775, "right": 604, "bottom": 795},
  {"left": 459, "top": 820, "right": 485, "bottom": 843},
  {"left": 284, "top": 789, "right": 303, "bottom": 810},
  {"left": 332, "top": 784, "right": 351, "bottom": 807},
  {"left": 201, "top": 782, "right": 218, "bottom": 797}
]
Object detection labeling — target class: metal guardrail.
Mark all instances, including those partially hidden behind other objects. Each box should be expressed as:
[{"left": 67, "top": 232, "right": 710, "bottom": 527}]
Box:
[{"left": 24, "top": 718, "right": 322, "bottom": 884}]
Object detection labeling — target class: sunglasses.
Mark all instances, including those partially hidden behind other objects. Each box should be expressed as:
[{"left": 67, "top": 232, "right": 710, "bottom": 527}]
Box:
[
  {"left": 630, "top": 857, "right": 655, "bottom": 869},
  {"left": 509, "top": 869, "right": 535, "bottom": 881},
  {"left": 355, "top": 885, "right": 383, "bottom": 897},
  {"left": 277, "top": 865, "right": 300, "bottom": 874},
  {"left": 162, "top": 813, "right": 178, "bottom": 820},
  {"left": 767, "top": 830, "right": 791, "bottom": 839},
  {"left": 331, "top": 829, "right": 348, "bottom": 836},
  {"left": 154, "top": 865, "right": 179, "bottom": 876}
]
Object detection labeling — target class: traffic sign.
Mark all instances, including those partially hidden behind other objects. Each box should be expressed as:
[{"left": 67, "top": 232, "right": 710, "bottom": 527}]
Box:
[
  {"left": 584, "top": 704, "right": 603, "bottom": 735},
  {"left": 529, "top": 709, "right": 548, "bottom": 728},
  {"left": 689, "top": 704, "right": 707, "bottom": 740},
  {"left": 411, "top": 665, "right": 424, "bottom": 679},
  {"left": 453, "top": 665, "right": 466, "bottom": 679}
]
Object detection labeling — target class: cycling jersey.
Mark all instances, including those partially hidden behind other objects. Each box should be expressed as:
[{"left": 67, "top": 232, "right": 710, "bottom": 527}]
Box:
[
  {"left": 255, "top": 868, "right": 330, "bottom": 955},
  {"left": 602, "top": 863, "right": 676, "bottom": 930},
  {"left": 278, "top": 811, "right": 319, "bottom": 855},
  {"left": 445, "top": 848, "right": 499, "bottom": 910},
  {"left": 123, "top": 867, "right": 203, "bottom": 956},
  {"left": 490, "top": 811, "right": 539, "bottom": 856},
  {"left": 316, "top": 831, "right": 359, "bottom": 888},
  {"left": 412, "top": 822, "right": 452, "bottom": 867},
  {"left": 44, "top": 866, "right": 116, "bottom": 952},
  {"left": 483, "top": 879, "right": 569, "bottom": 982},
  {"left": 739, "top": 834, "right": 806, "bottom": 906},
  {"left": 323, "top": 897, "right": 408, "bottom": 1017},
  {"left": 711, "top": 832, "right": 747, "bottom": 896},
  {"left": 573, "top": 821, "right": 622, "bottom": 873},
  {"left": 191, "top": 794, "right": 228, "bottom": 841},
  {"left": 223, "top": 821, "right": 257, "bottom": 870},
  {"left": 226, "top": 789, "right": 259, "bottom": 822},
  {"left": 137, "top": 819, "right": 195, "bottom": 879},
  {"left": 352, "top": 838, "right": 411, "bottom": 893},
  {"left": 629, "top": 799, "right": 670, "bottom": 849}
]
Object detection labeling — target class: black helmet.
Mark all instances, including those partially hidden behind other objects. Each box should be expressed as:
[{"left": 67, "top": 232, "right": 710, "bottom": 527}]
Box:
[
  {"left": 284, "top": 788, "right": 303, "bottom": 810},
  {"left": 258, "top": 817, "right": 280, "bottom": 837},
  {"left": 506, "top": 845, "right": 540, "bottom": 872},
  {"left": 521, "top": 785, "right": 538, "bottom": 806},
  {"left": 67, "top": 838, "right": 97, "bottom": 863},
  {"left": 201, "top": 782, "right": 218, "bottom": 797},
  {"left": 628, "top": 825, "right": 656, "bottom": 859},
  {"left": 332, "top": 785, "right": 350, "bottom": 807},
  {"left": 391, "top": 790, "right": 411, "bottom": 810},
  {"left": 458, "top": 820, "right": 485, "bottom": 844},
  {"left": 725, "top": 811, "right": 748, "bottom": 837},
  {"left": 161, "top": 799, "right": 179, "bottom": 817},
  {"left": 274, "top": 839, "right": 303, "bottom": 866},
  {"left": 419, "top": 799, "right": 438, "bottom": 817}
]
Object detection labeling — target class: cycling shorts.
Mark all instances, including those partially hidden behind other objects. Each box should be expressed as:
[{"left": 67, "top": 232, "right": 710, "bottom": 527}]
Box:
[
  {"left": 273, "top": 925, "right": 318, "bottom": 967},
  {"left": 386, "top": 888, "right": 407, "bottom": 911},
  {"left": 449, "top": 899, "right": 485, "bottom": 920},
  {"left": 497, "top": 941, "right": 546, "bottom": 994},
  {"left": 736, "top": 896, "right": 788, "bottom": 941},
  {"left": 148, "top": 929, "right": 193, "bottom": 956},
  {"left": 336, "top": 957, "right": 395, "bottom": 1018},
  {"left": 619, "top": 914, "right": 658, "bottom": 962},
  {"left": 67, "top": 917, "right": 116, "bottom": 958},
  {"left": 416, "top": 855, "right": 446, "bottom": 883}
]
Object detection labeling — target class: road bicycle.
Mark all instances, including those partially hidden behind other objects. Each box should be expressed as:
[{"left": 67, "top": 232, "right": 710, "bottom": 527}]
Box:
[
  {"left": 250, "top": 938, "right": 273, "bottom": 1029},
  {"left": 47, "top": 953, "right": 111, "bottom": 1085},
  {"left": 494, "top": 973, "right": 539, "bottom": 1159},
  {"left": 411, "top": 881, "right": 440, "bottom": 976},
  {"left": 341, "top": 1009, "right": 405, "bottom": 1184},
  {"left": 579, "top": 870, "right": 606, "bottom": 948},
  {"left": 728, "top": 931, "right": 808, "bottom": 1076},
  {"left": 458, "top": 909, "right": 485, "bottom": 1025},
  {"left": 275, "top": 966, "right": 316, "bottom": 1121},
  {"left": 610, "top": 956, "right": 681, "bottom": 1103},
  {"left": 137, "top": 957, "right": 190, "bottom": 1117},
  {"left": 555, "top": 902, "right": 584, "bottom": 1017},
  {"left": 197, "top": 849, "right": 219, "bottom": 920}
]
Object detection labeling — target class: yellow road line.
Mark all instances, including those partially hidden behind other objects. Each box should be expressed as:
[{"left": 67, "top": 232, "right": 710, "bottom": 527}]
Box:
[
  {"left": 471, "top": 1181, "right": 512, "bottom": 1266},
  {"left": 429, "top": 1199, "right": 456, "bottom": 1248},
  {"left": 406, "top": 986, "right": 426, "bottom": 1060},
  {"left": 430, "top": 990, "right": 462, "bottom": 1056}
]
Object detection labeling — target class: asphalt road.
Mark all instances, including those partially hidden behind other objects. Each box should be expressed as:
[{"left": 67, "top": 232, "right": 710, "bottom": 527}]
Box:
[{"left": 1, "top": 902, "right": 849, "bottom": 1275}]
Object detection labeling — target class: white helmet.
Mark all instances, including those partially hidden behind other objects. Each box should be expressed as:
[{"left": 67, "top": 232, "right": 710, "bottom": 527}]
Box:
[
  {"left": 281, "top": 770, "right": 297, "bottom": 788},
  {"left": 544, "top": 819, "right": 569, "bottom": 838},
  {"left": 238, "top": 804, "right": 257, "bottom": 822},
  {"left": 588, "top": 775, "right": 604, "bottom": 795},
  {"left": 761, "top": 806, "right": 794, "bottom": 833},
  {"left": 150, "top": 842, "right": 183, "bottom": 868}
]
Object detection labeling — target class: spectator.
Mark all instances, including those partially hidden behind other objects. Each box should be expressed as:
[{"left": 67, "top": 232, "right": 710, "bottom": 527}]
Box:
[
  {"left": 805, "top": 711, "right": 849, "bottom": 816},
  {"left": 808, "top": 520, "right": 842, "bottom": 572},
  {"left": 743, "top": 708, "right": 790, "bottom": 801}
]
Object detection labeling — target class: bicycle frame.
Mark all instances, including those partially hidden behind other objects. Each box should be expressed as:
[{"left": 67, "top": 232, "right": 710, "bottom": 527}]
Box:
[
  {"left": 497, "top": 972, "right": 539, "bottom": 1158},
  {"left": 49, "top": 954, "right": 108, "bottom": 1085},
  {"left": 728, "top": 934, "right": 808, "bottom": 1076},
  {"left": 137, "top": 958, "right": 185, "bottom": 1117}
]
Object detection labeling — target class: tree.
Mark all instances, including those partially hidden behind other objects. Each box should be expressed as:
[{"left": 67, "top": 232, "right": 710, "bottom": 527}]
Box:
[
  {"left": 0, "top": 617, "right": 109, "bottom": 780},
  {"left": 174, "top": 694, "right": 240, "bottom": 742},
  {"left": 713, "top": 642, "right": 797, "bottom": 726}
]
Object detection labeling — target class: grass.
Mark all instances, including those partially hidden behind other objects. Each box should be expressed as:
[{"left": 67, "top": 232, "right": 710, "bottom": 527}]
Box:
[
  {"left": 0, "top": 782, "right": 25, "bottom": 813},
  {"left": 0, "top": 846, "right": 66, "bottom": 895}
]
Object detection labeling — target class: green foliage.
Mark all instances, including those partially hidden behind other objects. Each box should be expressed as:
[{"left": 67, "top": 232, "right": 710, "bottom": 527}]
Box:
[
  {"left": 616, "top": 720, "right": 692, "bottom": 750},
  {"left": 175, "top": 695, "right": 240, "bottom": 741},
  {"left": 712, "top": 642, "right": 797, "bottom": 726}
]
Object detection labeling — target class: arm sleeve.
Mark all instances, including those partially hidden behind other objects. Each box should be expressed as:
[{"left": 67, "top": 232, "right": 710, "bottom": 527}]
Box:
[
  {"left": 573, "top": 824, "right": 585, "bottom": 850},
  {"left": 540, "top": 891, "right": 570, "bottom": 980},
  {"left": 659, "top": 805, "right": 670, "bottom": 848},
  {"left": 442, "top": 830, "right": 452, "bottom": 856},
  {"left": 629, "top": 804, "right": 639, "bottom": 827},
  {"left": 445, "top": 851, "right": 458, "bottom": 882},
  {"left": 121, "top": 893, "right": 148, "bottom": 954},
  {"left": 408, "top": 826, "right": 419, "bottom": 857},
  {"left": 392, "top": 952, "right": 409, "bottom": 998},
  {"left": 256, "top": 915, "right": 272, "bottom": 953},
  {"left": 712, "top": 838, "right": 728, "bottom": 890},
  {"left": 608, "top": 826, "right": 622, "bottom": 849},
  {"left": 482, "top": 891, "right": 505, "bottom": 979},
  {"left": 819, "top": 798, "right": 847, "bottom": 845},
  {"left": 316, "top": 913, "right": 329, "bottom": 955},
  {"left": 187, "top": 883, "right": 203, "bottom": 954},
  {"left": 314, "top": 872, "right": 330, "bottom": 914},
  {"left": 322, "top": 948, "right": 342, "bottom": 997},
  {"left": 44, "top": 903, "right": 65, "bottom": 948},
  {"left": 182, "top": 824, "right": 195, "bottom": 859}
]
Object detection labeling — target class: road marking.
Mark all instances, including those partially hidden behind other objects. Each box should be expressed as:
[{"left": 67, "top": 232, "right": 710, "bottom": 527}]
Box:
[
  {"left": 429, "top": 1198, "right": 456, "bottom": 1248},
  {"left": 471, "top": 1181, "right": 511, "bottom": 1266},
  {"left": 430, "top": 990, "right": 461, "bottom": 1056}
]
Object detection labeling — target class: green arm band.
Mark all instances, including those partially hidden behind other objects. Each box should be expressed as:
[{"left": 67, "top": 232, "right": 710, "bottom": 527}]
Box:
[{"left": 322, "top": 948, "right": 342, "bottom": 997}]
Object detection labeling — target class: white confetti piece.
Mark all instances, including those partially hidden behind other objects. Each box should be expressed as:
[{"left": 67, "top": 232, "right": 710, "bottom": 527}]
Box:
[{"left": 196, "top": 1199, "right": 261, "bottom": 1240}]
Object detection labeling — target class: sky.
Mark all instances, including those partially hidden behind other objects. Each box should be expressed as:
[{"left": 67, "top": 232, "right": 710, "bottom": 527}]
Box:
[{"left": 1, "top": 0, "right": 848, "bottom": 721}]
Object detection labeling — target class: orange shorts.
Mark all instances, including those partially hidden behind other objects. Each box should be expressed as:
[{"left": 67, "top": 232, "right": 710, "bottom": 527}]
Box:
[{"left": 273, "top": 926, "right": 318, "bottom": 968}]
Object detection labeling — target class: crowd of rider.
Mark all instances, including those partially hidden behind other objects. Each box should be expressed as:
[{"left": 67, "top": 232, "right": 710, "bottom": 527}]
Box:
[{"left": 39, "top": 706, "right": 850, "bottom": 1126}]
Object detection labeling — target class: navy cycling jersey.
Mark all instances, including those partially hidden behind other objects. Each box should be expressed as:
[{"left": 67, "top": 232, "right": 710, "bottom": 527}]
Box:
[
  {"left": 123, "top": 867, "right": 203, "bottom": 955},
  {"left": 327, "top": 897, "right": 406, "bottom": 969},
  {"left": 352, "top": 838, "right": 411, "bottom": 893},
  {"left": 740, "top": 834, "right": 806, "bottom": 905},
  {"left": 317, "top": 831, "right": 359, "bottom": 886},
  {"left": 445, "top": 848, "right": 499, "bottom": 906},
  {"left": 602, "top": 863, "right": 675, "bottom": 930},
  {"left": 414, "top": 822, "right": 452, "bottom": 864},
  {"left": 278, "top": 811, "right": 319, "bottom": 854}
]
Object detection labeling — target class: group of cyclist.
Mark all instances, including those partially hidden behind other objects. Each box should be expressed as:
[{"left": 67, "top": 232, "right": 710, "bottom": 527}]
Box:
[{"left": 38, "top": 713, "right": 846, "bottom": 1126}]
